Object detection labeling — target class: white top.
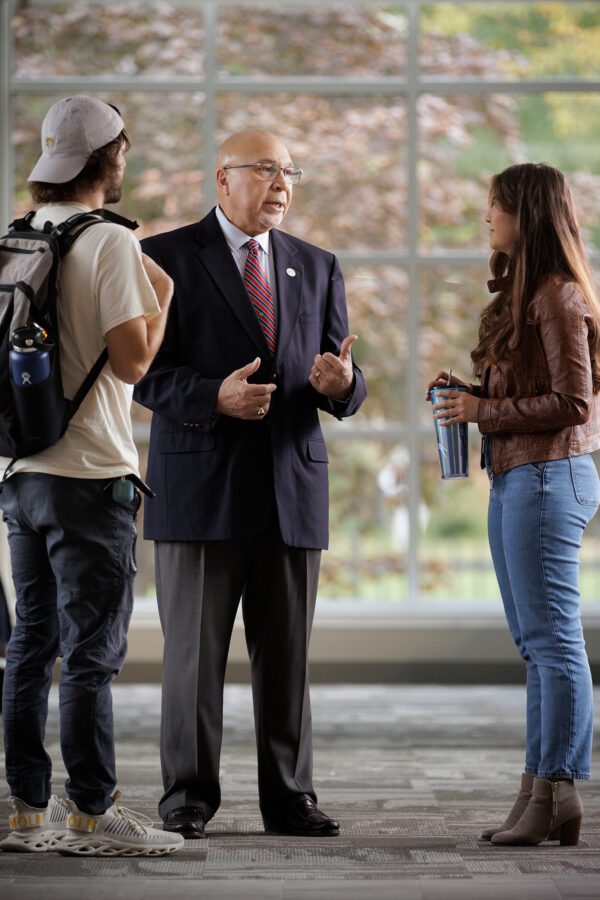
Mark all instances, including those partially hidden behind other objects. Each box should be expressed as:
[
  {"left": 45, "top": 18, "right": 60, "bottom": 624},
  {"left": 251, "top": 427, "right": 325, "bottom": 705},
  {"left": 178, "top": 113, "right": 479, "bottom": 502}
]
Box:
[{"left": 1, "top": 201, "right": 160, "bottom": 479}]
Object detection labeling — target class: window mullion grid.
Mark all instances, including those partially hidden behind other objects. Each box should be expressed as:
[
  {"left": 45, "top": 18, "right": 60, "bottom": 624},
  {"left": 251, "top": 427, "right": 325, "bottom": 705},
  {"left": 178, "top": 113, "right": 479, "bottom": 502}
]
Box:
[
  {"left": 405, "top": 0, "right": 421, "bottom": 606},
  {"left": 1, "top": 0, "right": 13, "bottom": 232},
  {"left": 202, "top": 1, "right": 218, "bottom": 213},
  {"left": 8, "top": 0, "right": 600, "bottom": 612}
]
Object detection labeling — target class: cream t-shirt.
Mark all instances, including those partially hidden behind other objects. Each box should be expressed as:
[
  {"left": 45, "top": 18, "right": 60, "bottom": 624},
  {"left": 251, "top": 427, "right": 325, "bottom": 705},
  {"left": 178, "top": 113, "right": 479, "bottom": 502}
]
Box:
[{"left": 1, "top": 202, "right": 160, "bottom": 479}]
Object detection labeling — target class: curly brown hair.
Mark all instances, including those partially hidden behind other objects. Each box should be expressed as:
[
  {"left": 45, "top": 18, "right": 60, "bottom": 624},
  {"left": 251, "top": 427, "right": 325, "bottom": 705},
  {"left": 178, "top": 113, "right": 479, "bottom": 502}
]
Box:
[
  {"left": 471, "top": 162, "right": 600, "bottom": 392},
  {"left": 29, "top": 129, "right": 130, "bottom": 204}
]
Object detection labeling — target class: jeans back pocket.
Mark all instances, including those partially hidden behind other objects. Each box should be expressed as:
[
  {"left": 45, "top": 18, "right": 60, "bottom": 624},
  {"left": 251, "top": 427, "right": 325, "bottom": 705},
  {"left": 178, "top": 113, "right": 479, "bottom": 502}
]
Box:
[{"left": 569, "top": 455, "right": 600, "bottom": 507}]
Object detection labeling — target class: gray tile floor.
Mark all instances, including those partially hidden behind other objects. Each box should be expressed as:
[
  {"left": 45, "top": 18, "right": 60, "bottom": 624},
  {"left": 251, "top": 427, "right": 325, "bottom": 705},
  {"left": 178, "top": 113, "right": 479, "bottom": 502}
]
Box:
[{"left": 1, "top": 684, "right": 600, "bottom": 899}]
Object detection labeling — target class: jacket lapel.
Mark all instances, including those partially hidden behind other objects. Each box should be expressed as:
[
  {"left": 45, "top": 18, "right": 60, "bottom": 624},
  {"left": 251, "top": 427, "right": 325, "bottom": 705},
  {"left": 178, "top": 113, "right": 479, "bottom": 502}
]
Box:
[
  {"left": 272, "top": 230, "right": 303, "bottom": 367},
  {"left": 195, "top": 210, "right": 270, "bottom": 356}
]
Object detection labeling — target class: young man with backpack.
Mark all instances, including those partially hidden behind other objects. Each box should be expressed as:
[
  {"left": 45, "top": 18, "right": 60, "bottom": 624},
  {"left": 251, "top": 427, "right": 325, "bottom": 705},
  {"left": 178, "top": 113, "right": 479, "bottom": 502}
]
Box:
[{"left": 0, "top": 96, "right": 183, "bottom": 856}]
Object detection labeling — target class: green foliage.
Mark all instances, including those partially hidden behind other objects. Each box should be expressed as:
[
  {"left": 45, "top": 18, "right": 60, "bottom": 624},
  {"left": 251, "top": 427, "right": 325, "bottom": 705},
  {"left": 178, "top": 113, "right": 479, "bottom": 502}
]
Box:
[
  {"left": 426, "top": 508, "right": 481, "bottom": 539},
  {"left": 422, "top": 2, "right": 600, "bottom": 73}
]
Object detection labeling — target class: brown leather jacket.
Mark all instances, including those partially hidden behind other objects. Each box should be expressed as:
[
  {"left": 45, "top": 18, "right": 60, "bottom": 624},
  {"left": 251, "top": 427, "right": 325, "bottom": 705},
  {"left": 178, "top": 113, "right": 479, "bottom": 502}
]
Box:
[{"left": 476, "top": 275, "right": 600, "bottom": 474}]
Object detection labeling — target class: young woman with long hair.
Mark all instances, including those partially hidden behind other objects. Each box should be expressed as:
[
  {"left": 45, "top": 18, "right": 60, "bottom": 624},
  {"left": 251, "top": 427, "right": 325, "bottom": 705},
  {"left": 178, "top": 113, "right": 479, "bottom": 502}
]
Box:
[{"left": 427, "top": 162, "right": 600, "bottom": 846}]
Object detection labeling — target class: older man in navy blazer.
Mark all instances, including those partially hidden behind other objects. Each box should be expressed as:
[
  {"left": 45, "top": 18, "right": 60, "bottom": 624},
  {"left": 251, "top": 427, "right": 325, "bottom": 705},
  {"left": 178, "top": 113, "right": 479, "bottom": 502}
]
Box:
[{"left": 134, "top": 130, "right": 367, "bottom": 839}]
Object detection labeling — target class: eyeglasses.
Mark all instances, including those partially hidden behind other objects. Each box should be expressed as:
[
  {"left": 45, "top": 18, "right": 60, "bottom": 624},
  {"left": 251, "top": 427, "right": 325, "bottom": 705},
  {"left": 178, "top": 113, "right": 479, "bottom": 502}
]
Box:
[{"left": 223, "top": 162, "right": 303, "bottom": 185}]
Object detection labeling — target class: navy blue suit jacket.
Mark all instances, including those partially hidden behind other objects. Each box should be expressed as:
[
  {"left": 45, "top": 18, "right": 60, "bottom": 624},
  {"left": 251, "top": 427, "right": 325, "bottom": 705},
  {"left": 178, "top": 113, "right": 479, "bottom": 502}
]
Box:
[{"left": 134, "top": 208, "right": 367, "bottom": 549}]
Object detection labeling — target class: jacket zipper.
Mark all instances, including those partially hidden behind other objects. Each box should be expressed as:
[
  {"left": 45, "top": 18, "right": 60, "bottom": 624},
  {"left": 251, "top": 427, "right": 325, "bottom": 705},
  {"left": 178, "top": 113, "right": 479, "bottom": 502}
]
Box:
[{"left": 482, "top": 366, "right": 494, "bottom": 488}]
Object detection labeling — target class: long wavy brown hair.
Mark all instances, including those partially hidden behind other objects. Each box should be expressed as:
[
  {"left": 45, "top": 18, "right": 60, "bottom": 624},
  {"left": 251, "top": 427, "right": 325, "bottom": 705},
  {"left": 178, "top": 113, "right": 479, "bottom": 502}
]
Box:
[{"left": 471, "top": 162, "right": 600, "bottom": 391}]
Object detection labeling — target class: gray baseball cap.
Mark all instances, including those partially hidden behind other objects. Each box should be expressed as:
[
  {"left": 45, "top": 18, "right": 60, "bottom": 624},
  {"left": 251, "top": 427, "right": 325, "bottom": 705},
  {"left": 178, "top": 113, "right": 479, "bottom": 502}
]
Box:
[{"left": 28, "top": 95, "right": 125, "bottom": 184}]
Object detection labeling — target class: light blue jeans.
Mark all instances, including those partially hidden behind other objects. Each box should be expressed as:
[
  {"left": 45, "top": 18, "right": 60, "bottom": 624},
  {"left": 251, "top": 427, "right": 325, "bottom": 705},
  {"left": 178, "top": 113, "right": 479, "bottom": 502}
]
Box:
[{"left": 487, "top": 454, "right": 599, "bottom": 779}]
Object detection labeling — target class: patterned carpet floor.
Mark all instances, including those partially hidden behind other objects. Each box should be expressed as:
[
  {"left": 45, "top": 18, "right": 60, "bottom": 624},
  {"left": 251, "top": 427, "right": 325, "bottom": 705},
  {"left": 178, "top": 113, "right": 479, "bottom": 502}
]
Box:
[{"left": 1, "top": 684, "right": 599, "bottom": 899}]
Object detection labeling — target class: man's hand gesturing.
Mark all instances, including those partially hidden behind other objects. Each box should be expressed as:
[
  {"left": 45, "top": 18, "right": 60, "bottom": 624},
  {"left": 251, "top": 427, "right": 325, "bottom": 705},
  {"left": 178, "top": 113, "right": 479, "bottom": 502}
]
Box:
[
  {"left": 309, "top": 334, "right": 358, "bottom": 401},
  {"left": 215, "top": 357, "right": 277, "bottom": 420}
]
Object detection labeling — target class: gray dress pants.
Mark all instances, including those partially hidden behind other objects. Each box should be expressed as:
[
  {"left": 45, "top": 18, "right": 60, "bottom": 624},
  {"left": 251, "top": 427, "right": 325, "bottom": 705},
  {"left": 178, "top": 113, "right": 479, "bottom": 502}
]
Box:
[{"left": 155, "top": 515, "right": 321, "bottom": 823}]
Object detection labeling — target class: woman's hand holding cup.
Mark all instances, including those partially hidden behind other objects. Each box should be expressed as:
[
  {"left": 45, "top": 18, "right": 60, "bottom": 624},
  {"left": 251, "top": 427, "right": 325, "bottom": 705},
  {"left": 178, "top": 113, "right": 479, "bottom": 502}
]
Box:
[
  {"left": 426, "top": 371, "right": 481, "bottom": 425},
  {"left": 425, "top": 370, "right": 471, "bottom": 400}
]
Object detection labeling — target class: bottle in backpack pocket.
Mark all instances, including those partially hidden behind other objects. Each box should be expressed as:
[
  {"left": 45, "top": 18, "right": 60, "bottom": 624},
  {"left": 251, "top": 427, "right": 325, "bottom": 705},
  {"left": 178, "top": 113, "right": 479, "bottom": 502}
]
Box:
[
  {"left": 8, "top": 323, "right": 65, "bottom": 454},
  {"left": 9, "top": 325, "right": 53, "bottom": 387}
]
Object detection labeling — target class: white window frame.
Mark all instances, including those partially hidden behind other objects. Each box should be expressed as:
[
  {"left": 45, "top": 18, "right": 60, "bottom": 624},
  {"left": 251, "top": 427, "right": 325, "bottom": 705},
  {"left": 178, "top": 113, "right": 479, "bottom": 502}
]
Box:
[{"left": 2, "top": 0, "right": 599, "bottom": 614}]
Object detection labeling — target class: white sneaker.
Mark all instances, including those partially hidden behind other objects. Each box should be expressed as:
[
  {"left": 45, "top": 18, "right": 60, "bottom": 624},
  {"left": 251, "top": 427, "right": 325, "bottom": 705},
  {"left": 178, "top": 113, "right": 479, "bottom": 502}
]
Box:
[
  {"left": 0, "top": 795, "right": 68, "bottom": 853},
  {"left": 59, "top": 790, "right": 184, "bottom": 857}
]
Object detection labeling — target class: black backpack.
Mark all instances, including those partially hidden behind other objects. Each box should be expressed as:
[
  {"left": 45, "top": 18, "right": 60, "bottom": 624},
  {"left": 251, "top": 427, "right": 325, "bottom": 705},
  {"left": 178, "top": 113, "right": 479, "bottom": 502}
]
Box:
[{"left": 0, "top": 208, "right": 138, "bottom": 461}]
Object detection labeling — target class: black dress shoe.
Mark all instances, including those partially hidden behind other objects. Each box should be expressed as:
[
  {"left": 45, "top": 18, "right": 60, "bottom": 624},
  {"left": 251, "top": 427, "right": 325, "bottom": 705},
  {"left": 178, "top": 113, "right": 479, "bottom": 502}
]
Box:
[
  {"left": 263, "top": 797, "right": 340, "bottom": 837},
  {"left": 163, "top": 806, "right": 205, "bottom": 839}
]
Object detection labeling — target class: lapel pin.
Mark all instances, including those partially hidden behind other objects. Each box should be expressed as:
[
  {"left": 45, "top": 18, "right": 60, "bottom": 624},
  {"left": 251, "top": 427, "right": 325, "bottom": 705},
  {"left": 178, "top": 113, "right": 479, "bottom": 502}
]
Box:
[{"left": 286, "top": 267, "right": 296, "bottom": 277}]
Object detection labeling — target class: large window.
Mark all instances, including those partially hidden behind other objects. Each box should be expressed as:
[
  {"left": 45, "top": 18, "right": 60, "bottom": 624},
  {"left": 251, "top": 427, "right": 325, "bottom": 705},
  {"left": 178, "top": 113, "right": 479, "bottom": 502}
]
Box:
[{"left": 3, "top": 0, "right": 600, "bottom": 609}]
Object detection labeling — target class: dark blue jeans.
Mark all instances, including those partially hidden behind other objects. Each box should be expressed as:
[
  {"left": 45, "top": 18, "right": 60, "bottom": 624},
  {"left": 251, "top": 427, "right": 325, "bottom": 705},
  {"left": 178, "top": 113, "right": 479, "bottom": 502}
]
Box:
[{"left": 0, "top": 473, "right": 138, "bottom": 814}]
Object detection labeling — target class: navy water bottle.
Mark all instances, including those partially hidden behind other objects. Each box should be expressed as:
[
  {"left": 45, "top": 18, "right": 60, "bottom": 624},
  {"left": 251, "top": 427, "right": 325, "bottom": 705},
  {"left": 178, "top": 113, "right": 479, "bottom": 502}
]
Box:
[{"left": 9, "top": 325, "right": 52, "bottom": 387}]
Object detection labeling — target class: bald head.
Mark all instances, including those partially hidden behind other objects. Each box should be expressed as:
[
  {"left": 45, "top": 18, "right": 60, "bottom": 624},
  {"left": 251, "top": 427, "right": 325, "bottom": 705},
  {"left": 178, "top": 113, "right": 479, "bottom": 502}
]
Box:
[
  {"left": 216, "top": 130, "right": 295, "bottom": 236},
  {"left": 216, "top": 130, "right": 291, "bottom": 170}
]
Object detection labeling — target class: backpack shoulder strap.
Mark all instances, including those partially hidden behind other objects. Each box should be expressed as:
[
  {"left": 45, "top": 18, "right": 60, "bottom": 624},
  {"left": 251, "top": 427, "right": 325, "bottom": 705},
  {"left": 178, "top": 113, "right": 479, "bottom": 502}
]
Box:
[
  {"left": 90, "top": 208, "right": 139, "bottom": 230},
  {"left": 8, "top": 210, "right": 38, "bottom": 233},
  {"left": 58, "top": 207, "right": 140, "bottom": 417},
  {"left": 55, "top": 209, "right": 139, "bottom": 256},
  {"left": 6, "top": 209, "right": 139, "bottom": 251},
  {"left": 65, "top": 348, "right": 109, "bottom": 423}
]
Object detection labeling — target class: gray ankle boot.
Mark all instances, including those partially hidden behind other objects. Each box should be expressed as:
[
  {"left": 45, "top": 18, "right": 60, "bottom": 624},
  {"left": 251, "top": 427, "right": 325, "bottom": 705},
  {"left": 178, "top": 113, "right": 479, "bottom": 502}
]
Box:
[
  {"left": 491, "top": 777, "right": 583, "bottom": 846},
  {"left": 481, "top": 772, "right": 535, "bottom": 841}
]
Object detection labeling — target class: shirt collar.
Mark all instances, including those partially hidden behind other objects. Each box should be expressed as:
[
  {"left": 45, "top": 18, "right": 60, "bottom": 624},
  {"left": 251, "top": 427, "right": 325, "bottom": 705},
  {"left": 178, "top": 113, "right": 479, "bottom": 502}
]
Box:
[{"left": 216, "top": 205, "right": 270, "bottom": 255}]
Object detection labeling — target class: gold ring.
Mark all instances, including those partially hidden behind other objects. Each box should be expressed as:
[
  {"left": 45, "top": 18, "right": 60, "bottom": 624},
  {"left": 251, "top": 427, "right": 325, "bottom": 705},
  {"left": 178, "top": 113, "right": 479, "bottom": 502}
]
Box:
[
  {"left": 315, "top": 371, "right": 321, "bottom": 380},
  {"left": 257, "top": 407, "right": 265, "bottom": 417}
]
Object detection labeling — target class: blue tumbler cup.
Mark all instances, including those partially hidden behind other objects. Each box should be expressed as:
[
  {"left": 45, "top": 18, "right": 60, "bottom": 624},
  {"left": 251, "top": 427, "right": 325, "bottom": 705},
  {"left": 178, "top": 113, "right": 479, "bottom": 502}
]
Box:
[{"left": 430, "top": 385, "right": 469, "bottom": 479}]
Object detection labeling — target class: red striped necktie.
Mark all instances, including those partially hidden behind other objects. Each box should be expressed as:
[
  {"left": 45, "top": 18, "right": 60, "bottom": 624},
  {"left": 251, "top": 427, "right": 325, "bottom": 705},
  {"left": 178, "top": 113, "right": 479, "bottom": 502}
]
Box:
[{"left": 243, "top": 239, "right": 276, "bottom": 354}]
